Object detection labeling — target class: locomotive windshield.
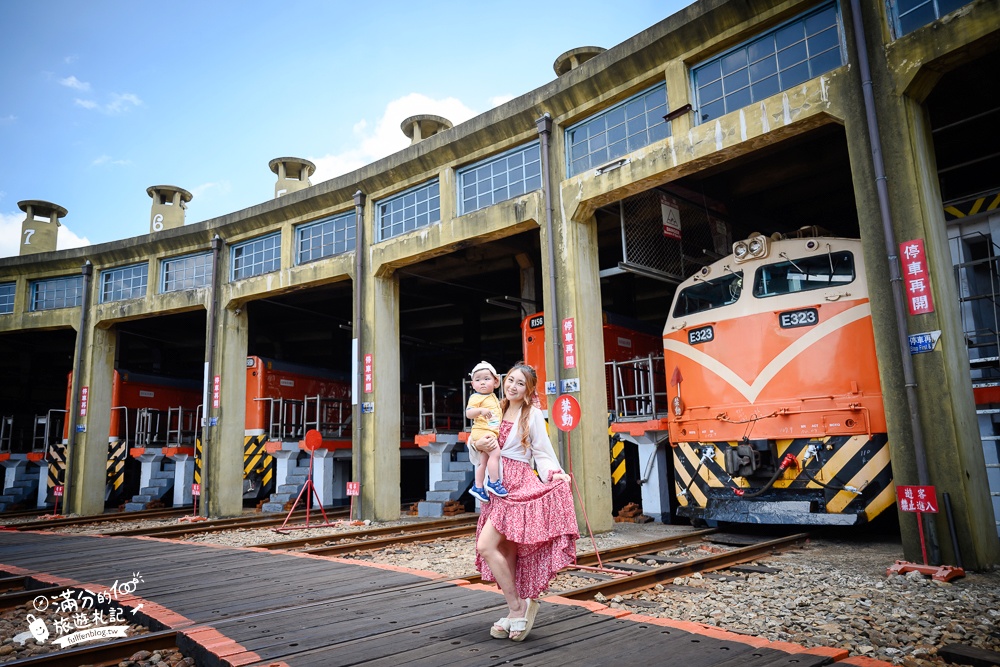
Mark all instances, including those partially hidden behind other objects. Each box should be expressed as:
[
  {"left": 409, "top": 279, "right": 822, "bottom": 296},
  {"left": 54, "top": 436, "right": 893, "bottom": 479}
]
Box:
[
  {"left": 752, "top": 250, "right": 855, "bottom": 298},
  {"left": 672, "top": 271, "right": 743, "bottom": 317}
]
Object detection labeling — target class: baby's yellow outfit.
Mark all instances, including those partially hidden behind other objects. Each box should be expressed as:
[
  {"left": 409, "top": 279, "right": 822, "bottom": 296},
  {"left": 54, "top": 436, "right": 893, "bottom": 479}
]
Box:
[{"left": 468, "top": 392, "right": 502, "bottom": 442}]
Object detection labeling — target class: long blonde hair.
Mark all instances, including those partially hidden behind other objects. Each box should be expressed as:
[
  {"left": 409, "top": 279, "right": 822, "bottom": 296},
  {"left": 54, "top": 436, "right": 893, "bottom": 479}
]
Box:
[{"left": 499, "top": 362, "right": 538, "bottom": 453}]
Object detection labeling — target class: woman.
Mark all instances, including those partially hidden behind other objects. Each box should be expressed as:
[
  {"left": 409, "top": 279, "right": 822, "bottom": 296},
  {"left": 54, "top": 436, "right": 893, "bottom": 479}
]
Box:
[{"left": 471, "top": 362, "right": 578, "bottom": 642}]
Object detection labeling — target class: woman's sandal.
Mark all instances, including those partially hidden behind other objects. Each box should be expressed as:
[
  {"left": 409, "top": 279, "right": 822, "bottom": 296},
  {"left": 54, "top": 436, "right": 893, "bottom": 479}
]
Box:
[
  {"left": 490, "top": 617, "right": 511, "bottom": 639},
  {"left": 508, "top": 599, "right": 539, "bottom": 642}
]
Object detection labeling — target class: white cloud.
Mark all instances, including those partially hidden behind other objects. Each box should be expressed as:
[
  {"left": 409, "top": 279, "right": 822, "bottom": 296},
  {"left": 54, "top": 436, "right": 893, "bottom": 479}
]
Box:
[
  {"left": 64, "top": 55, "right": 78, "bottom": 64},
  {"left": 191, "top": 181, "right": 232, "bottom": 199},
  {"left": 107, "top": 93, "right": 142, "bottom": 113},
  {"left": 489, "top": 94, "right": 515, "bottom": 108},
  {"left": 91, "top": 154, "right": 131, "bottom": 167},
  {"left": 0, "top": 114, "right": 15, "bottom": 124},
  {"left": 309, "top": 93, "right": 477, "bottom": 184},
  {"left": 74, "top": 93, "right": 142, "bottom": 114},
  {"left": 59, "top": 75, "right": 90, "bottom": 91},
  {"left": 0, "top": 211, "right": 91, "bottom": 259}
]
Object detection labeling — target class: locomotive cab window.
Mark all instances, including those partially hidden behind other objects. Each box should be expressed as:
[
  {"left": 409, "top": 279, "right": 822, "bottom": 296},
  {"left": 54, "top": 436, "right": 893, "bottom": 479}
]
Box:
[
  {"left": 753, "top": 250, "right": 855, "bottom": 297},
  {"left": 672, "top": 271, "right": 743, "bottom": 317}
]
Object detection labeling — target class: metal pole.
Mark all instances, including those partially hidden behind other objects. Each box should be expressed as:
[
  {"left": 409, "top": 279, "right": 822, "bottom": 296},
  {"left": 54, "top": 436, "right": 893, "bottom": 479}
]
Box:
[
  {"left": 848, "top": 0, "right": 939, "bottom": 562},
  {"left": 536, "top": 113, "right": 566, "bottom": 462},
  {"left": 63, "top": 260, "right": 92, "bottom": 514},
  {"left": 352, "top": 190, "right": 367, "bottom": 520},
  {"left": 200, "top": 234, "right": 222, "bottom": 516}
]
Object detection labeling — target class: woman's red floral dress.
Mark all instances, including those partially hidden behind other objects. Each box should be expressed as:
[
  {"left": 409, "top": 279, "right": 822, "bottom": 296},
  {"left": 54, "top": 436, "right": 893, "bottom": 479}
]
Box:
[{"left": 475, "top": 420, "right": 579, "bottom": 599}]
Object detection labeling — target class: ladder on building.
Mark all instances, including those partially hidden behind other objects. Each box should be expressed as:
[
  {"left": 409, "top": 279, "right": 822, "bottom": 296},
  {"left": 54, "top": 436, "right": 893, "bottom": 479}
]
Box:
[{"left": 950, "top": 221, "right": 1000, "bottom": 535}]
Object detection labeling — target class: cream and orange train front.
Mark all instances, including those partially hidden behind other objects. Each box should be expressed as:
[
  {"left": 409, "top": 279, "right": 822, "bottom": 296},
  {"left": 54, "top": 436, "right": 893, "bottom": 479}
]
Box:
[{"left": 663, "top": 235, "right": 895, "bottom": 525}]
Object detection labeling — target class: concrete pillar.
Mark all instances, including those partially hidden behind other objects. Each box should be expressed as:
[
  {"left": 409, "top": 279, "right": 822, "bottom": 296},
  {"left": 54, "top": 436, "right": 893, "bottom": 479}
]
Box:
[
  {"left": 662, "top": 60, "right": 694, "bottom": 137},
  {"left": 35, "top": 461, "right": 49, "bottom": 508},
  {"left": 311, "top": 449, "right": 335, "bottom": 507},
  {"left": 172, "top": 454, "right": 195, "bottom": 506},
  {"left": 634, "top": 436, "right": 673, "bottom": 523},
  {"left": 545, "top": 204, "right": 613, "bottom": 532},
  {"left": 137, "top": 451, "right": 165, "bottom": 491},
  {"left": 67, "top": 326, "right": 115, "bottom": 516},
  {"left": 418, "top": 433, "right": 460, "bottom": 491},
  {"left": 206, "top": 305, "right": 249, "bottom": 517},
  {"left": 2, "top": 458, "right": 27, "bottom": 492},
  {"left": 359, "top": 272, "right": 401, "bottom": 520},
  {"left": 843, "top": 0, "right": 999, "bottom": 568}
]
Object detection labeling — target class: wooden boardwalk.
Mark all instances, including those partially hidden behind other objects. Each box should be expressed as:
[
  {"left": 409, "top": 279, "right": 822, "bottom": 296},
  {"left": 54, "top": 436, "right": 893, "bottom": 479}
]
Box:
[{"left": 0, "top": 531, "right": 874, "bottom": 667}]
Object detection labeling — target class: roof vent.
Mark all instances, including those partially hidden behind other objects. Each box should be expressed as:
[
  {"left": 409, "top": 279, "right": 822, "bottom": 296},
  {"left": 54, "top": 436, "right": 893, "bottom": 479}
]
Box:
[
  {"left": 401, "top": 115, "right": 453, "bottom": 145},
  {"left": 269, "top": 157, "right": 316, "bottom": 198},
  {"left": 553, "top": 46, "right": 605, "bottom": 76},
  {"left": 146, "top": 185, "right": 192, "bottom": 233},
  {"left": 17, "top": 200, "right": 67, "bottom": 255}
]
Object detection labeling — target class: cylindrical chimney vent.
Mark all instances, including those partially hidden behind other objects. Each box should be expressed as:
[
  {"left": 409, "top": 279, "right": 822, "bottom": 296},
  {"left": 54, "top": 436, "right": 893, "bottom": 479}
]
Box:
[
  {"left": 553, "top": 46, "right": 605, "bottom": 76},
  {"left": 18, "top": 200, "right": 67, "bottom": 255},
  {"left": 146, "top": 185, "right": 192, "bottom": 233},
  {"left": 401, "top": 115, "right": 453, "bottom": 145},
  {"left": 268, "top": 157, "right": 316, "bottom": 198}
]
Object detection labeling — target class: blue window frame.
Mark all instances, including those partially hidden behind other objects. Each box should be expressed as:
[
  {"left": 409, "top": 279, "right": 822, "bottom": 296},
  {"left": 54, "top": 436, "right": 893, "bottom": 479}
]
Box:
[
  {"left": 297, "top": 211, "right": 357, "bottom": 264},
  {"left": 0, "top": 282, "right": 14, "bottom": 314},
  {"left": 459, "top": 143, "right": 542, "bottom": 215},
  {"left": 30, "top": 276, "right": 83, "bottom": 311},
  {"left": 377, "top": 180, "right": 440, "bottom": 241},
  {"left": 893, "top": 0, "right": 972, "bottom": 36},
  {"left": 232, "top": 233, "right": 281, "bottom": 280},
  {"left": 566, "top": 84, "right": 670, "bottom": 177},
  {"left": 100, "top": 263, "right": 148, "bottom": 303},
  {"left": 161, "top": 252, "right": 212, "bottom": 292},
  {"left": 693, "top": 3, "right": 843, "bottom": 124}
]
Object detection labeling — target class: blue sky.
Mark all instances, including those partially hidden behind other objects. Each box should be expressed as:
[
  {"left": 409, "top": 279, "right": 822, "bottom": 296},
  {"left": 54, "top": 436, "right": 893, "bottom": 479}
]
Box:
[{"left": 0, "top": 1, "right": 693, "bottom": 257}]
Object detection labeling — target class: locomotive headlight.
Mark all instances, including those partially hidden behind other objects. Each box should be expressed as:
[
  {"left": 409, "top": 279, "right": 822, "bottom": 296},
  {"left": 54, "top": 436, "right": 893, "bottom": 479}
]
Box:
[
  {"left": 733, "top": 242, "right": 749, "bottom": 262},
  {"left": 672, "top": 395, "right": 684, "bottom": 416},
  {"left": 748, "top": 237, "right": 766, "bottom": 257}
]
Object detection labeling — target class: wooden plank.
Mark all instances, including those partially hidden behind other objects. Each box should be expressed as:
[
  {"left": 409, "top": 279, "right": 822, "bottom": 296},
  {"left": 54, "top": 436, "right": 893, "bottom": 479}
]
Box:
[{"left": 938, "top": 643, "right": 1000, "bottom": 667}]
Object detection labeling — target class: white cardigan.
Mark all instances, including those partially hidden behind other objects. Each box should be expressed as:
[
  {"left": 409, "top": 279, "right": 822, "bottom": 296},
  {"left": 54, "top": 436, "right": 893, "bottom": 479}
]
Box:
[{"left": 467, "top": 406, "right": 563, "bottom": 482}]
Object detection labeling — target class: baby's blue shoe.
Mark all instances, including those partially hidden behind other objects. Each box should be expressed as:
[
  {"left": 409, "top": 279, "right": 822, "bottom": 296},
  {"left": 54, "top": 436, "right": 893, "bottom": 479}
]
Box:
[
  {"left": 485, "top": 478, "right": 509, "bottom": 497},
  {"left": 469, "top": 485, "right": 489, "bottom": 503}
]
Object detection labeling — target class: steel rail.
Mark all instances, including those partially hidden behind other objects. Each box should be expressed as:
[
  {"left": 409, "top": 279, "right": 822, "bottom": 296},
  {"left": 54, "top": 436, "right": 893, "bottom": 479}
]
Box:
[
  {"left": 458, "top": 529, "right": 719, "bottom": 585},
  {"left": 555, "top": 533, "right": 810, "bottom": 600},
  {"left": 9, "top": 506, "right": 195, "bottom": 531},
  {"left": 0, "top": 629, "right": 179, "bottom": 667},
  {"left": 252, "top": 516, "right": 480, "bottom": 550},
  {"left": 300, "top": 523, "right": 478, "bottom": 556},
  {"left": 103, "top": 506, "right": 352, "bottom": 537}
]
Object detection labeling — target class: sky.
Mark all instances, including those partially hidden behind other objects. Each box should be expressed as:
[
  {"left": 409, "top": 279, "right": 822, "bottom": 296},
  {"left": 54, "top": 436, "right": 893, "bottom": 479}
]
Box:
[{"left": 0, "top": 0, "right": 695, "bottom": 258}]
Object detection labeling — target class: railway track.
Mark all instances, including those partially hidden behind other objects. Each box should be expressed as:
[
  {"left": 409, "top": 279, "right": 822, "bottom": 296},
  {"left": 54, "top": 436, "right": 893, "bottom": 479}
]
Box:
[{"left": 4, "top": 506, "right": 196, "bottom": 531}]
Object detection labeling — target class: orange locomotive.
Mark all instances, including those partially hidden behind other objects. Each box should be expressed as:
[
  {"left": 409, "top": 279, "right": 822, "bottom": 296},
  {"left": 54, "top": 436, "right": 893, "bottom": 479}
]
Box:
[{"left": 662, "top": 234, "right": 894, "bottom": 525}]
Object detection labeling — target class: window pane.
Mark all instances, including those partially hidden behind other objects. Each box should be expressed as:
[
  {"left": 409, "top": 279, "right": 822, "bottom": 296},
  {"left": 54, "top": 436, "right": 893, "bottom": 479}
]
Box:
[
  {"left": 753, "top": 251, "right": 855, "bottom": 297},
  {"left": 231, "top": 233, "right": 281, "bottom": 279},
  {"left": 750, "top": 55, "right": 778, "bottom": 81},
  {"left": 751, "top": 74, "right": 781, "bottom": 100},
  {"left": 699, "top": 99, "right": 725, "bottom": 122},
  {"left": 807, "top": 26, "right": 839, "bottom": 55},
  {"left": 775, "top": 22, "right": 805, "bottom": 50},
  {"left": 692, "top": 3, "right": 844, "bottom": 126},
  {"left": 673, "top": 272, "right": 744, "bottom": 317},
  {"left": 725, "top": 86, "right": 752, "bottom": 111},
  {"left": 0, "top": 282, "right": 15, "bottom": 314},
  {"left": 780, "top": 61, "right": 811, "bottom": 88},
  {"left": 778, "top": 41, "right": 808, "bottom": 70},
  {"left": 805, "top": 5, "right": 837, "bottom": 34},
  {"left": 723, "top": 68, "right": 750, "bottom": 93},
  {"left": 699, "top": 79, "right": 724, "bottom": 104},
  {"left": 809, "top": 48, "right": 842, "bottom": 77},
  {"left": 748, "top": 37, "right": 775, "bottom": 63},
  {"left": 456, "top": 142, "right": 543, "bottom": 214},
  {"left": 721, "top": 49, "right": 748, "bottom": 75}
]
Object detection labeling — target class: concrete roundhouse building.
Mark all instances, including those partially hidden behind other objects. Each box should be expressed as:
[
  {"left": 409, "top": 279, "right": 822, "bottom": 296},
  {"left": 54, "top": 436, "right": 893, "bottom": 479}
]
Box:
[{"left": 1, "top": 0, "right": 998, "bottom": 569}]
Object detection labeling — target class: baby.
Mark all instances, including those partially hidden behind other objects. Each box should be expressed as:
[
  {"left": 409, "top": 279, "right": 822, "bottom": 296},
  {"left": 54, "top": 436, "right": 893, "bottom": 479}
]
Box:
[{"left": 466, "top": 361, "right": 507, "bottom": 502}]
